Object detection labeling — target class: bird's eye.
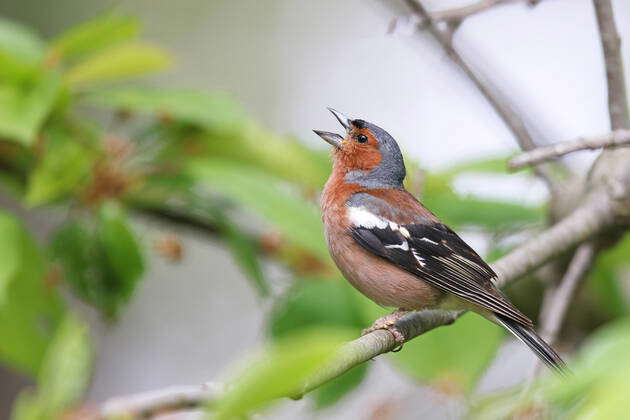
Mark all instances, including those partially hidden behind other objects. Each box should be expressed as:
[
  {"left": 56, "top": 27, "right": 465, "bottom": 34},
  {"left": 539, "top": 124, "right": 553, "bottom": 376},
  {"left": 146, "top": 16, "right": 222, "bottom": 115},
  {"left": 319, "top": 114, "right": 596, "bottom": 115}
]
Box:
[{"left": 356, "top": 134, "right": 368, "bottom": 143}]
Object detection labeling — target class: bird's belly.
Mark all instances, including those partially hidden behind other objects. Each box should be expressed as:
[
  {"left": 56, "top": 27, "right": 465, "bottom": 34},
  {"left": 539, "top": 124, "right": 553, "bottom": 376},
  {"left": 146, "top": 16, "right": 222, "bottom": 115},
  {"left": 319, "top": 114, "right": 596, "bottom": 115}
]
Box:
[{"left": 328, "top": 234, "right": 445, "bottom": 310}]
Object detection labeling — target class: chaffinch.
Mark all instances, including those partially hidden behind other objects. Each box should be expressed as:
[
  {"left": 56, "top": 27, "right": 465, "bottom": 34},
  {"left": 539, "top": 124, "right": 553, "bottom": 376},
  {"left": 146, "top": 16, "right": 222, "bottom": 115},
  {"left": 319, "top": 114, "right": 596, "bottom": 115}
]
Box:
[{"left": 314, "top": 108, "right": 566, "bottom": 374}]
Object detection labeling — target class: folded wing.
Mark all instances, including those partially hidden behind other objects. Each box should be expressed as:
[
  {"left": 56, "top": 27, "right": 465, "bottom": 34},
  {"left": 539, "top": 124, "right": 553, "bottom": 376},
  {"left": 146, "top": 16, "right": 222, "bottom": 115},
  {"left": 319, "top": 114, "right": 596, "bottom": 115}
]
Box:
[{"left": 347, "top": 196, "right": 533, "bottom": 327}]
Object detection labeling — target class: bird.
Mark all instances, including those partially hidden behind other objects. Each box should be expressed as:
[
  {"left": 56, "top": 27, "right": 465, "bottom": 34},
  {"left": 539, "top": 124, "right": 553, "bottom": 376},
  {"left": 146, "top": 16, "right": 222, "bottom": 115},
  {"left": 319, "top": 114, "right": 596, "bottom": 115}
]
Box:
[{"left": 314, "top": 108, "right": 566, "bottom": 374}]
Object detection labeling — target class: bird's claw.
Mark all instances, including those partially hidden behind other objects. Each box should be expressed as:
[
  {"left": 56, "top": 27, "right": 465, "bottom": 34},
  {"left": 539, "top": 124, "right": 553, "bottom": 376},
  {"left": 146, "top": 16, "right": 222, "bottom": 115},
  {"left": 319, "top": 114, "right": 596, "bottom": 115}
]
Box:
[{"left": 361, "top": 310, "right": 409, "bottom": 349}]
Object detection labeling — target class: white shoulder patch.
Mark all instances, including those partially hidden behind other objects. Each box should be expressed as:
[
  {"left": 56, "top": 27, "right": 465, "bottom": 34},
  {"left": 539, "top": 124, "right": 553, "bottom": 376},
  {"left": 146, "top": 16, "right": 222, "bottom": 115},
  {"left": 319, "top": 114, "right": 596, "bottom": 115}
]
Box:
[
  {"left": 348, "top": 206, "right": 414, "bottom": 253},
  {"left": 347, "top": 206, "right": 389, "bottom": 229}
]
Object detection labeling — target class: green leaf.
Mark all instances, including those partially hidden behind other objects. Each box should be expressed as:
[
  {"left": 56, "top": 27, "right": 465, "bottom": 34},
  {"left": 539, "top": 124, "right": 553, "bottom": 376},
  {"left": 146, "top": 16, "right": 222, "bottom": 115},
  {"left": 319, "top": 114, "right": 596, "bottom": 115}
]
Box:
[
  {"left": 589, "top": 234, "right": 630, "bottom": 316},
  {"left": 0, "top": 71, "right": 61, "bottom": 144},
  {"left": 469, "top": 388, "right": 537, "bottom": 420},
  {"left": 11, "top": 314, "right": 92, "bottom": 420},
  {"left": 0, "top": 18, "right": 44, "bottom": 80},
  {"left": 86, "top": 89, "right": 330, "bottom": 189},
  {"left": 415, "top": 161, "right": 543, "bottom": 232},
  {"left": 313, "top": 364, "right": 367, "bottom": 409},
  {"left": 64, "top": 42, "right": 171, "bottom": 87},
  {"left": 212, "top": 328, "right": 353, "bottom": 420},
  {"left": 270, "top": 280, "right": 366, "bottom": 338},
  {"left": 189, "top": 160, "right": 329, "bottom": 260},
  {"left": 25, "top": 125, "right": 95, "bottom": 206},
  {"left": 199, "top": 123, "right": 331, "bottom": 189},
  {"left": 590, "top": 265, "right": 626, "bottom": 317},
  {"left": 472, "top": 317, "right": 630, "bottom": 419},
  {"left": 0, "top": 214, "right": 22, "bottom": 305},
  {"left": 269, "top": 280, "right": 368, "bottom": 407},
  {"left": 0, "top": 18, "right": 44, "bottom": 63},
  {"left": 389, "top": 313, "right": 504, "bottom": 392},
  {"left": 50, "top": 204, "right": 144, "bottom": 319},
  {"left": 50, "top": 15, "right": 139, "bottom": 60},
  {"left": 98, "top": 201, "right": 145, "bottom": 298},
  {"left": 424, "top": 193, "right": 543, "bottom": 231},
  {"left": 85, "top": 87, "right": 244, "bottom": 131},
  {"left": 10, "top": 390, "right": 41, "bottom": 420},
  {"left": 218, "top": 215, "right": 268, "bottom": 296},
  {"left": 578, "top": 375, "right": 630, "bottom": 420},
  {"left": 441, "top": 156, "right": 511, "bottom": 180},
  {"left": 50, "top": 222, "right": 93, "bottom": 300},
  {"left": 0, "top": 211, "right": 65, "bottom": 375},
  {"left": 36, "top": 314, "right": 92, "bottom": 414},
  {"left": 0, "top": 171, "right": 25, "bottom": 197}
]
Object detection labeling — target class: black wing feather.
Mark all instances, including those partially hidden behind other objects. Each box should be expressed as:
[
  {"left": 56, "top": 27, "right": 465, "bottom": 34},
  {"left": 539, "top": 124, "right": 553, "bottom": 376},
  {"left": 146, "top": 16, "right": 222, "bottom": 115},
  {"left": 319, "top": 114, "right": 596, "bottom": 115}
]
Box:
[
  {"left": 350, "top": 222, "right": 533, "bottom": 327},
  {"left": 351, "top": 227, "right": 391, "bottom": 259}
]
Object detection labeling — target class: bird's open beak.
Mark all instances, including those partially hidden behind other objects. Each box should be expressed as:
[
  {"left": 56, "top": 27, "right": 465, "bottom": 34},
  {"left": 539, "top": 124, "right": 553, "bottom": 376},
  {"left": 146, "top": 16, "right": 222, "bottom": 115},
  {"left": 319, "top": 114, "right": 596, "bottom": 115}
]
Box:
[
  {"left": 313, "top": 130, "right": 344, "bottom": 148},
  {"left": 313, "top": 108, "right": 352, "bottom": 148},
  {"left": 327, "top": 107, "right": 351, "bottom": 130}
]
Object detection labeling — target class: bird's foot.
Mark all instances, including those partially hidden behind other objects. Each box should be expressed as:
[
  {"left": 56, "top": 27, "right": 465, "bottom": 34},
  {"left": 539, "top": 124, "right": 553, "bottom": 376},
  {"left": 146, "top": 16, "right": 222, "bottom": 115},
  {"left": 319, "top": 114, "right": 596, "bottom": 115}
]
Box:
[{"left": 362, "top": 309, "right": 410, "bottom": 349}]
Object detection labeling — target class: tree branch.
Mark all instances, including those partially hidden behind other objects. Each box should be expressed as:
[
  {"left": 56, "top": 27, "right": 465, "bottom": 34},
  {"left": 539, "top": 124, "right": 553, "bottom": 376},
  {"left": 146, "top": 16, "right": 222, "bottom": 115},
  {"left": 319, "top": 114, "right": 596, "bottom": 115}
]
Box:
[
  {"left": 526, "top": 242, "right": 596, "bottom": 380},
  {"left": 97, "top": 384, "right": 224, "bottom": 419},
  {"left": 593, "top": 0, "right": 629, "bottom": 130},
  {"left": 588, "top": 0, "right": 630, "bottom": 205},
  {"left": 492, "top": 190, "right": 616, "bottom": 287},
  {"left": 508, "top": 129, "right": 630, "bottom": 169},
  {"left": 537, "top": 242, "right": 596, "bottom": 345},
  {"left": 431, "top": 0, "right": 539, "bottom": 24},
  {"left": 294, "top": 310, "right": 462, "bottom": 397},
  {"left": 401, "top": 0, "right": 558, "bottom": 190}
]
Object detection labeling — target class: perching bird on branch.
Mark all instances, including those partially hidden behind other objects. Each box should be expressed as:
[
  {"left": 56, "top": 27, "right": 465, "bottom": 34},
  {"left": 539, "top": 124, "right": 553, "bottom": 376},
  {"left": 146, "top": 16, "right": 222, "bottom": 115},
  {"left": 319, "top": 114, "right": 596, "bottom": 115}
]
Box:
[{"left": 314, "top": 108, "right": 566, "bottom": 374}]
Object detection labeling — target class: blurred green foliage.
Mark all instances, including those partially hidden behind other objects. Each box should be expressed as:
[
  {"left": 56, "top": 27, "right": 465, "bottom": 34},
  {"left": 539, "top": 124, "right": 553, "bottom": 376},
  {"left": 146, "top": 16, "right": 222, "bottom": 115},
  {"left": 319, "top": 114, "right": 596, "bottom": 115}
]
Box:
[
  {"left": 471, "top": 317, "right": 630, "bottom": 419},
  {"left": 11, "top": 315, "right": 92, "bottom": 420},
  {"left": 50, "top": 202, "right": 144, "bottom": 318},
  {"left": 211, "top": 328, "right": 355, "bottom": 420},
  {"left": 0, "top": 12, "right": 628, "bottom": 420},
  {"left": 0, "top": 211, "right": 63, "bottom": 375},
  {"left": 389, "top": 314, "right": 504, "bottom": 392},
  {"left": 269, "top": 279, "right": 368, "bottom": 408}
]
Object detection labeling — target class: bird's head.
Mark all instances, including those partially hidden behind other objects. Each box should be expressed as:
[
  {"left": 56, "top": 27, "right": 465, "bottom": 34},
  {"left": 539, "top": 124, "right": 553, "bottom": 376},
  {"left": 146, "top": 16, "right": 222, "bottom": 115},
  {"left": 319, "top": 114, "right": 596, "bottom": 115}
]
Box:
[{"left": 314, "top": 108, "right": 406, "bottom": 189}]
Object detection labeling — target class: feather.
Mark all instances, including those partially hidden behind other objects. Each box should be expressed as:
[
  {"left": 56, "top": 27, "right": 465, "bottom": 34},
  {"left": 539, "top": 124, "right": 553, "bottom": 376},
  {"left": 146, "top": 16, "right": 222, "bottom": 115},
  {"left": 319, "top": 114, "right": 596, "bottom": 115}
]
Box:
[
  {"left": 495, "top": 314, "right": 568, "bottom": 374},
  {"left": 348, "top": 208, "right": 533, "bottom": 327}
]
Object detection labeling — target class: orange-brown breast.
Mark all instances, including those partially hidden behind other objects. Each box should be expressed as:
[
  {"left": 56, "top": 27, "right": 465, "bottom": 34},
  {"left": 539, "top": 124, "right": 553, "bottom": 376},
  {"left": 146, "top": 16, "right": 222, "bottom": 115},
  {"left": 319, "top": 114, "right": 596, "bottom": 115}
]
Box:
[
  {"left": 320, "top": 174, "right": 445, "bottom": 309},
  {"left": 321, "top": 154, "right": 365, "bottom": 224}
]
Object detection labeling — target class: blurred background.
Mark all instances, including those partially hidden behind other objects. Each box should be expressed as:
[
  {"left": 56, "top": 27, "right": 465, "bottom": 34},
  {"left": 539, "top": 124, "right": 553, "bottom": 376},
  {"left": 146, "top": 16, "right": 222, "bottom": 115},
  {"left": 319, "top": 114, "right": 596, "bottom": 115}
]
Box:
[{"left": 1, "top": 0, "right": 630, "bottom": 419}]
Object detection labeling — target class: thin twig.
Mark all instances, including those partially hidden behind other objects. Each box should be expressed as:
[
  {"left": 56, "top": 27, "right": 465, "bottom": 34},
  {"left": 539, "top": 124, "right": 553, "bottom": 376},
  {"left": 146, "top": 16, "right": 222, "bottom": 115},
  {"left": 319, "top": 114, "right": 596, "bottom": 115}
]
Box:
[
  {"left": 527, "top": 243, "right": 596, "bottom": 379},
  {"left": 593, "top": 0, "right": 629, "bottom": 130},
  {"left": 431, "top": 0, "right": 536, "bottom": 23},
  {"left": 401, "top": 0, "right": 558, "bottom": 190},
  {"left": 389, "top": 0, "right": 541, "bottom": 34},
  {"left": 94, "top": 191, "right": 620, "bottom": 419},
  {"left": 134, "top": 202, "right": 222, "bottom": 235},
  {"left": 538, "top": 243, "right": 596, "bottom": 345},
  {"left": 98, "top": 384, "right": 224, "bottom": 418},
  {"left": 508, "top": 129, "right": 630, "bottom": 169}
]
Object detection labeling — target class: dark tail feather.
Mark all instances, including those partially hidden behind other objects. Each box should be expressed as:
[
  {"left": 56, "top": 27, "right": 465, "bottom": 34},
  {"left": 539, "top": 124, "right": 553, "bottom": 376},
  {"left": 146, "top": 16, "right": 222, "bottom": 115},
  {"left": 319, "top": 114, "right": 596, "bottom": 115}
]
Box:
[{"left": 495, "top": 314, "right": 568, "bottom": 376}]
